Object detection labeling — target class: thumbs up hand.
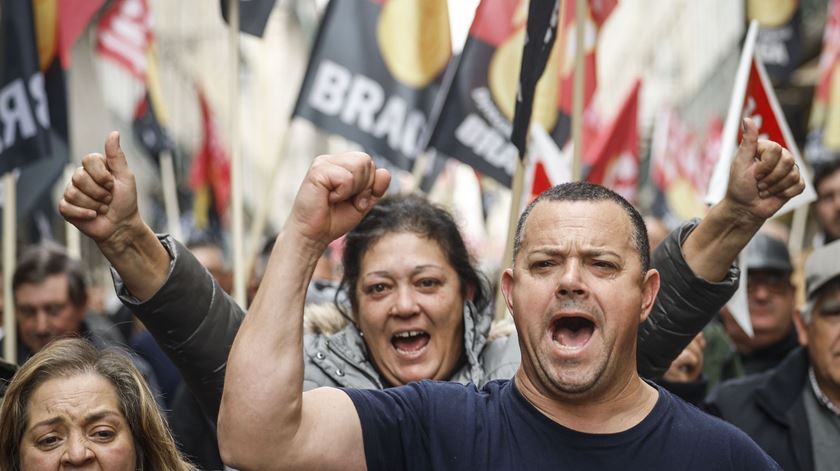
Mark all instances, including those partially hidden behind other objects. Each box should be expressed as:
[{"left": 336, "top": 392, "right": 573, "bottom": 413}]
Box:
[
  {"left": 725, "top": 117, "right": 805, "bottom": 222},
  {"left": 59, "top": 131, "right": 143, "bottom": 247}
]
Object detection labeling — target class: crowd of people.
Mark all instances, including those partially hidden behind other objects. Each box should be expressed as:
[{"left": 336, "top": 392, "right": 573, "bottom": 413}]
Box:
[{"left": 0, "top": 118, "right": 836, "bottom": 469}]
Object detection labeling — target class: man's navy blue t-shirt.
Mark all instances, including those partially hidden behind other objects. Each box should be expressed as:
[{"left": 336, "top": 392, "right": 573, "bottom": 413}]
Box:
[{"left": 344, "top": 379, "right": 779, "bottom": 470}]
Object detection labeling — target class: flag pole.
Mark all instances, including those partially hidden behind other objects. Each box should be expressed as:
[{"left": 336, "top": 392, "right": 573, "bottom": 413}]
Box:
[
  {"left": 3, "top": 172, "right": 17, "bottom": 362},
  {"left": 159, "top": 150, "right": 182, "bottom": 241},
  {"left": 229, "top": 0, "right": 246, "bottom": 306},
  {"left": 571, "top": 0, "right": 585, "bottom": 181}
]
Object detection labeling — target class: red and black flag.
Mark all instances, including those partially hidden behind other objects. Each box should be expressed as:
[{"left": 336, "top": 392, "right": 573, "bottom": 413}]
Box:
[
  {"left": 749, "top": 0, "right": 802, "bottom": 84},
  {"left": 292, "top": 0, "right": 452, "bottom": 171},
  {"left": 189, "top": 88, "right": 231, "bottom": 230},
  {"left": 0, "top": 0, "right": 52, "bottom": 175},
  {"left": 425, "top": 0, "right": 565, "bottom": 186},
  {"left": 510, "top": 0, "right": 561, "bottom": 157},
  {"left": 220, "top": 0, "right": 277, "bottom": 37},
  {"left": 132, "top": 92, "right": 174, "bottom": 162}
]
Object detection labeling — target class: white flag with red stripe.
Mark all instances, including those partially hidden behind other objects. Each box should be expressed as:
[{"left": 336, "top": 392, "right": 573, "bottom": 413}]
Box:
[
  {"left": 96, "top": 0, "right": 153, "bottom": 81},
  {"left": 706, "top": 20, "right": 816, "bottom": 215}
]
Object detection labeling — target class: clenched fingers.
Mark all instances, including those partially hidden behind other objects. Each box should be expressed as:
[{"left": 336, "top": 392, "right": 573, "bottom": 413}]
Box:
[
  {"left": 81, "top": 152, "right": 115, "bottom": 192},
  {"left": 64, "top": 182, "right": 109, "bottom": 214},
  {"left": 58, "top": 197, "right": 97, "bottom": 220},
  {"left": 72, "top": 160, "right": 112, "bottom": 203}
]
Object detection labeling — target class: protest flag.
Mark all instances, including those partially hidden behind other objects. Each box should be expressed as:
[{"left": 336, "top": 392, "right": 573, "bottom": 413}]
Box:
[
  {"left": 584, "top": 79, "right": 640, "bottom": 202},
  {"left": 220, "top": 0, "right": 277, "bottom": 37},
  {"left": 96, "top": 0, "right": 153, "bottom": 82},
  {"left": 806, "top": 0, "right": 840, "bottom": 166},
  {"left": 510, "top": 0, "right": 561, "bottom": 157},
  {"left": 426, "top": 0, "right": 614, "bottom": 187},
  {"left": 56, "top": 0, "right": 106, "bottom": 68},
  {"left": 189, "top": 89, "right": 231, "bottom": 230},
  {"left": 706, "top": 20, "right": 816, "bottom": 215},
  {"left": 747, "top": 0, "right": 802, "bottom": 84},
  {"left": 292, "top": 0, "right": 452, "bottom": 171},
  {"left": 0, "top": 0, "right": 52, "bottom": 175}
]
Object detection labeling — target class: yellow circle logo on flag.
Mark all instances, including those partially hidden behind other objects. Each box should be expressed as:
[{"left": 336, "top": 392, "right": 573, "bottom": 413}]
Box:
[
  {"left": 747, "top": 0, "right": 797, "bottom": 28},
  {"left": 489, "top": 28, "right": 559, "bottom": 134},
  {"left": 33, "top": 0, "right": 58, "bottom": 71},
  {"left": 377, "top": 0, "right": 452, "bottom": 88}
]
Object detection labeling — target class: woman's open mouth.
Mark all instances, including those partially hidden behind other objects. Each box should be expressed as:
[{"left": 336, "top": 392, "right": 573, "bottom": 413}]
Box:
[
  {"left": 391, "top": 330, "right": 431, "bottom": 357},
  {"left": 551, "top": 316, "right": 595, "bottom": 351}
]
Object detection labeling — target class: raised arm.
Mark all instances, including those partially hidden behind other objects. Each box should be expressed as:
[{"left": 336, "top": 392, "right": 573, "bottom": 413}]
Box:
[
  {"left": 60, "top": 133, "right": 241, "bottom": 419},
  {"left": 637, "top": 118, "right": 805, "bottom": 377},
  {"left": 59, "top": 132, "right": 170, "bottom": 300},
  {"left": 218, "top": 153, "right": 390, "bottom": 471}
]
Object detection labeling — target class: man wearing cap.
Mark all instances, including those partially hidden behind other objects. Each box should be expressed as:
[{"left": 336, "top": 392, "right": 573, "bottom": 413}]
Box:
[
  {"left": 707, "top": 240, "right": 840, "bottom": 471},
  {"left": 716, "top": 233, "right": 800, "bottom": 378}
]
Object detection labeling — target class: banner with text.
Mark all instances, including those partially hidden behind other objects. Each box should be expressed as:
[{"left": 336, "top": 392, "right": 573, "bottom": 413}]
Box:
[
  {"left": 0, "top": 0, "right": 52, "bottom": 175},
  {"left": 292, "top": 0, "right": 451, "bottom": 171}
]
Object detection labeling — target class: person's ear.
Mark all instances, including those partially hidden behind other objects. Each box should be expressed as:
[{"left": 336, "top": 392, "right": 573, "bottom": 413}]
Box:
[
  {"left": 464, "top": 283, "right": 476, "bottom": 303},
  {"left": 639, "top": 269, "right": 660, "bottom": 323},
  {"left": 793, "top": 307, "right": 809, "bottom": 347},
  {"left": 501, "top": 268, "right": 515, "bottom": 318}
]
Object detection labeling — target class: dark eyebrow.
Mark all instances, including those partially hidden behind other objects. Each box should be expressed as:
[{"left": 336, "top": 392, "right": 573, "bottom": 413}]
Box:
[{"left": 528, "top": 247, "right": 621, "bottom": 259}]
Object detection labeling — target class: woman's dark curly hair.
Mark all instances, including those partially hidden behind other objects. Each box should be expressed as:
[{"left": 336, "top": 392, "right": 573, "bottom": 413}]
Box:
[{"left": 337, "top": 194, "right": 490, "bottom": 319}]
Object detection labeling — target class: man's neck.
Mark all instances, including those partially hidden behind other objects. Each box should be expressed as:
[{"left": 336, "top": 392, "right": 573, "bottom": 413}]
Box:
[{"left": 514, "top": 368, "right": 660, "bottom": 434}]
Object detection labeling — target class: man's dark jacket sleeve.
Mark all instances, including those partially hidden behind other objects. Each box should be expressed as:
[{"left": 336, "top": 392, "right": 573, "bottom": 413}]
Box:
[
  {"left": 638, "top": 219, "right": 740, "bottom": 378},
  {"left": 113, "top": 236, "right": 244, "bottom": 420}
]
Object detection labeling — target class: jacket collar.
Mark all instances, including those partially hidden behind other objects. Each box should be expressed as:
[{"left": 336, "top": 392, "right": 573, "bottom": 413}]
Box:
[{"left": 754, "top": 347, "right": 810, "bottom": 424}]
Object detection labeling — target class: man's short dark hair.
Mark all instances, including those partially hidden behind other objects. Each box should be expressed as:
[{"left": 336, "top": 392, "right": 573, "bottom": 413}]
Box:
[
  {"left": 513, "top": 182, "right": 650, "bottom": 273},
  {"left": 12, "top": 245, "right": 87, "bottom": 307},
  {"left": 813, "top": 158, "right": 840, "bottom": 190}
]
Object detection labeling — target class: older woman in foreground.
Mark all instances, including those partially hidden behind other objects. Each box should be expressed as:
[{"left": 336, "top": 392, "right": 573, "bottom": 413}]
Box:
[{"left": 0, "top": 338, "right": 194, "bottom": 470}]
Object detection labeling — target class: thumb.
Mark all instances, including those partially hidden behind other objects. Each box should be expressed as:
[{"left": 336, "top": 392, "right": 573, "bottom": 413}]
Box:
[
  {"left": 735, "top": 117, "right": 758, "bottom": 165},
  {"left": 104, "top": 131, "right": 130, "bottom": 176}
]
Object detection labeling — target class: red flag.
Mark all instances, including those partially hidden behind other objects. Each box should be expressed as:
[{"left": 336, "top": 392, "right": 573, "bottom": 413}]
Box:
[
  {"left": 57, "top": 0, "right": 105, "bottom": 68},
  {"left": 189, "top": 89, "right": 231, "bottom": 227},
  {"left": 585, "top": 80, "right": 640, "bottom": 202},
  {"left": 706, "top": 20, "right": 816, "bottom": 214},
  {"left": 557, "top": 0, "right": 615, "bottom": 114},
  {"left": 95, "top": 0, "right": 153, "bottom": 81}
]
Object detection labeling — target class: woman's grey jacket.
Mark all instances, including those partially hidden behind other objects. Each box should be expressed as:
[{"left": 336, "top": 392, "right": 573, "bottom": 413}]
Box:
[{"left": 114, "top": 220, "right": 738, "bottom": 420}]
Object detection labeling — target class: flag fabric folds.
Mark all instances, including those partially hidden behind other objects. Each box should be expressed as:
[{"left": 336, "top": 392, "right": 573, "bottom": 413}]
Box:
[
  {"left": 220, "top": 0, "right": 277, "bottom": 37},
  {"left": 189, "top": 89, "right": 231, "bottom": 229},
  {"left": 510, "top": 0, "right": 561, "bottom": 157},
  {"left": 292, "top": 0, "right": 451, "bottom": 172},
  {"left": 706, "top": 20, "right": 816, "bottom": 216},
  {"left": 0, "top": 0, "right": 52, "bottom": 175},
  {"left": 807, "top": 0, "right": 840, "bottom": 166},
  {"left": 426, "top": 0, "right": 615, "bottom": 187},
  {"left": 96, "top": 0, "right": 153, "bottom": 81},
  {"left": 132, "top": 92, "right": 174, "bottom": 162},
  {"left": 585, "top": 79, "right": 640, "bottom": 202},
  {"left": 57, "top": 0, "right": 106, "bottom": 68}
]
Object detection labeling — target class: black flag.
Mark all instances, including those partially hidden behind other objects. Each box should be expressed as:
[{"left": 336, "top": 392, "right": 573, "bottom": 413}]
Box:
[
  {"left": 510, "top": 0, "right": 560, "bottom": 158},
  {"left": 220, "top": 0, "right": 277, "bottom": 37},
  {"left": 0, "top": 0, "right": 52, "bottom": 174}
]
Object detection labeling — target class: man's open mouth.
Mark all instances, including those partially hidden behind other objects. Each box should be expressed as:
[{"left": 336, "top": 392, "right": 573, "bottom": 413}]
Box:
[
  {"left": 551, "top": 316, "right": 595, "bottom": 350},
  {"left": 391, "top": 330, "right": 431, "bottom": 355}
]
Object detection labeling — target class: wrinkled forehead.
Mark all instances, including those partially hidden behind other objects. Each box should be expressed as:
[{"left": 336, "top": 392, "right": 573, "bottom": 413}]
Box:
[{"left": 520, "top": 200, "right": 636, "bottom": 255}]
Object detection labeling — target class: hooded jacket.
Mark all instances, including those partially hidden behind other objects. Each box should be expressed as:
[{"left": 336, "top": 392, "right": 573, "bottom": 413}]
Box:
[{"left": 115, "top": 219, "right": 738, "bottom": 420}]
